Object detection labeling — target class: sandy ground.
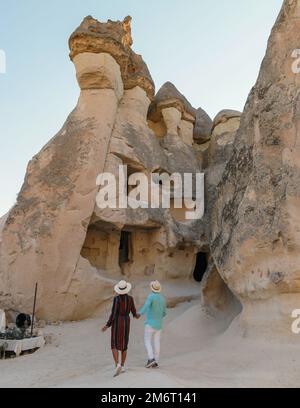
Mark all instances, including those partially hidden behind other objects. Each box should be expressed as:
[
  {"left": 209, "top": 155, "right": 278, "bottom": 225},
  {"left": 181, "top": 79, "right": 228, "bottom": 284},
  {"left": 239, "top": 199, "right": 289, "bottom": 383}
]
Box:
[{"left": 1, "top": 295, "right": 300, "bottom": 388}]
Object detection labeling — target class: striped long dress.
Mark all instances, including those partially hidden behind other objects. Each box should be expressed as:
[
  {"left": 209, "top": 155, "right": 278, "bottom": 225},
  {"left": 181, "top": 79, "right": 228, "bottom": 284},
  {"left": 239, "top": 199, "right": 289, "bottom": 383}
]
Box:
[{"left": 106, "top": 294, "right": 137, "bottom": 351}]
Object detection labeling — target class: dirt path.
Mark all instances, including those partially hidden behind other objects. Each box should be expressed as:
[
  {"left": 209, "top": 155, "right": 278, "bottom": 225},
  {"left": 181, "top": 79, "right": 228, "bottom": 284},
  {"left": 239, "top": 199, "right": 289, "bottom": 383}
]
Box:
[{"left": 1, "top": 299, "right": 300, "bottom": 388}]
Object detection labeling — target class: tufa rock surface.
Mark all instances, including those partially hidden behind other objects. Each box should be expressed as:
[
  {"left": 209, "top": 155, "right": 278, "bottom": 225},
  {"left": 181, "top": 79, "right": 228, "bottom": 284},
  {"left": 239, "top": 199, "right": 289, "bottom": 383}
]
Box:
[
  {"left": 193, "top": 107, "right": 213, "bottom": 144},
  {"left": 210, "top": 0, "right": 300, "bottom": 337},
  {"left": 0, "top": 17, "right": 209, "bottom": 321},
  {"left": 148, "top": 81, "right": 196, "bottom": 123},
  {"left": 69, "top": 15, "right": 155, "bottom": 99},
  {"left": 1, "top": 1, "right": 298, "bottom": 341}
]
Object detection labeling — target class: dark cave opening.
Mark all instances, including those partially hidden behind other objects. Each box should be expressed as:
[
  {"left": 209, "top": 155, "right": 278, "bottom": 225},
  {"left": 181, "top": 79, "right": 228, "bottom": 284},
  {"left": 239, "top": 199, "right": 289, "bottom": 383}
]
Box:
[
  {"left": 119, "top": 231, "right": 131, "bottom": 266},
  {"left": 193, "top": 252, "right": 208, "bottom": 282}
]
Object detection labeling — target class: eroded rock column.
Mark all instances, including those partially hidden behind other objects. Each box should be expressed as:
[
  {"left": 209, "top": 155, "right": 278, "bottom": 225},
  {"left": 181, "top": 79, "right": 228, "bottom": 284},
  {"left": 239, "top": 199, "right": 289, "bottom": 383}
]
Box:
[
  {"left": 210, "top": 0, "right": 300, "bottom": 338},
  {"left": 0, "top": 31, "right": 124, "bottom": 320}
]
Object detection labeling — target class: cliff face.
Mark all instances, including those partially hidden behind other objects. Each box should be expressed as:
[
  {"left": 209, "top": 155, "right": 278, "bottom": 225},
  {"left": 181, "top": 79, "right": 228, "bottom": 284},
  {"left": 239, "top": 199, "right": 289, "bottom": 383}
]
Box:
[
  {"left": 211, "top": 0, "right": 300, "bottom": 336},
  {"left": 1, "top": 2, "right": 298, "bottom": 336},
  {"left": 0, "top": 16, "right": 211, "bottom": 320}
]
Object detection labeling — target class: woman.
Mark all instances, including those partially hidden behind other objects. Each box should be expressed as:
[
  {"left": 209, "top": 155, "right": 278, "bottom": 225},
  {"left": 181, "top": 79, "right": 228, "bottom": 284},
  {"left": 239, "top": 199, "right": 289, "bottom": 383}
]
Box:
[{"left": 102, "top": 280, "right": 140, "bottom": 377}]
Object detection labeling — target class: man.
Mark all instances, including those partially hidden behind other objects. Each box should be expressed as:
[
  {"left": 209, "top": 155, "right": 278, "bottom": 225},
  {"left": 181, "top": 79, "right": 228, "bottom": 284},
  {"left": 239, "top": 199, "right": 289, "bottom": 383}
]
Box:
[{"left": 139, "top": 281, "right": 167, "bottom": 368}]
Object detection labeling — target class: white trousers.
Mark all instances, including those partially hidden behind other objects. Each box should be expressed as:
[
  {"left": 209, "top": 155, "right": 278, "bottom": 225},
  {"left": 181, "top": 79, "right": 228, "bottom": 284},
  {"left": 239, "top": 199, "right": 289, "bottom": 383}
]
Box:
[{"left": 144, "top": 324, "right": 161, "bottom": 362}]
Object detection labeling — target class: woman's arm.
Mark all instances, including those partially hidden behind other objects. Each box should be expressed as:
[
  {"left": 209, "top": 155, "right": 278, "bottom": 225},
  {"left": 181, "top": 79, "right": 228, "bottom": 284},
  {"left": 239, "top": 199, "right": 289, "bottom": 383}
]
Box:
[
  {"left": 103, "top": 296, "right": 119, "bottom": 330},
  {"left": 130, "top": 297, "right": 139, "bottom": 318}
]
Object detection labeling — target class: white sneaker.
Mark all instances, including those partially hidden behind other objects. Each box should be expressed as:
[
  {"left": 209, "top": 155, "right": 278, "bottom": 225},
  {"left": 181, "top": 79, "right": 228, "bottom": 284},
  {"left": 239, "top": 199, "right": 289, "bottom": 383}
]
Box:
[
  {"left": 146, "top": 358, "right": 156, "bottom": 368},
  {"left": 113, "top": 364, "right": 122, "bottom": 377},
  {"left": 121, "top": 366, "right": 126, "bottom": 374}
]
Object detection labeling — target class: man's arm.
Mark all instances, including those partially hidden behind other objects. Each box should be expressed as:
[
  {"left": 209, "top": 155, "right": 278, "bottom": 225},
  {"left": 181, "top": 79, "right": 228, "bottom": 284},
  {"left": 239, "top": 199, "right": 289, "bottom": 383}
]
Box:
[
  {"left": 139, "top": 294, "right": 152, "bottom": 316},
  {"left": 162, "top": 298, "right": 167, "bottom": 318}
]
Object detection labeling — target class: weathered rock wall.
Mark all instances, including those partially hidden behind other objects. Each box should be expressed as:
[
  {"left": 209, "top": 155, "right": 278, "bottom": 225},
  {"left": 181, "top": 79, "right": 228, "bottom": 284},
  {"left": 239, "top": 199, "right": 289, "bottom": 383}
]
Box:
[
  {"left": 210, "top": 0, "right": 300, "bottom": 336},
  {"left": 0, "top": 17, "right": 205, "bottom": 320}
]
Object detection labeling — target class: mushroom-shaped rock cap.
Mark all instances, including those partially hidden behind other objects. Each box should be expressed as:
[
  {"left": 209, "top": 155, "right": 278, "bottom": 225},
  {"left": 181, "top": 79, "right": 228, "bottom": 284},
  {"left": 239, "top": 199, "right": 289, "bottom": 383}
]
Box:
[
  {"left": 193, "top": 107, "right": 213, "bottom": 144},
  {"left": 148, "top": 82, "right": 196, "bottom": 123},
  {"left": 213, "top": 109, "right": 242, "bottom": 129},
  {"left": 69, "top": 15, "right": 155, "bottom": 99}
]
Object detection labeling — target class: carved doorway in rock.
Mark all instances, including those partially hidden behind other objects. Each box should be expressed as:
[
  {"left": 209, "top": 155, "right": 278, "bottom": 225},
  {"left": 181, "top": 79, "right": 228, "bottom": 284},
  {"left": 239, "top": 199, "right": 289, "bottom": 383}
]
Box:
[
  {"left": 193, "top": 252, "right": 208, "bottom": 282},
  {"left": 119, "top": 231, "right": 132, "bottom": 268}
]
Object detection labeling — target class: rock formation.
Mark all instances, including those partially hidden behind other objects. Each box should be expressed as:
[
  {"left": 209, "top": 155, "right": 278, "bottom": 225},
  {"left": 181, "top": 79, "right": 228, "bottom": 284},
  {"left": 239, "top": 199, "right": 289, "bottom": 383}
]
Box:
[
  {"left": 0, "top": 16, "right": 209, "bottom": 320},
  {"left": 211, "top": 0, "right": 300, "bottom": 337},
  {"left": 193, "top": 107, "right": 213, "bottom": 144},
  {"left": 207, "top": 110, "right": 242, "bottom": 235},
  {"left": 1, "top": 0, "right": 298, "bottom": 340}
]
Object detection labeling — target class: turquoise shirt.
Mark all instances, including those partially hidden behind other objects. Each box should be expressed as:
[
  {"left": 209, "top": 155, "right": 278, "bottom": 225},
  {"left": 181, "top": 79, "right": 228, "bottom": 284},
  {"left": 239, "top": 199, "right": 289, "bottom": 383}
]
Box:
[{"left": 139, "top": 292, "right": 167, "bottom": 330}]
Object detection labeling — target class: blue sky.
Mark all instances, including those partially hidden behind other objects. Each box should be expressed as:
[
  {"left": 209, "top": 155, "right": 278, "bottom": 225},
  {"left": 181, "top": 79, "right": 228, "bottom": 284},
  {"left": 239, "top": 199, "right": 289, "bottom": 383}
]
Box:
[{"left": 0, "top": 0, "right": 283, "bottom": 216}]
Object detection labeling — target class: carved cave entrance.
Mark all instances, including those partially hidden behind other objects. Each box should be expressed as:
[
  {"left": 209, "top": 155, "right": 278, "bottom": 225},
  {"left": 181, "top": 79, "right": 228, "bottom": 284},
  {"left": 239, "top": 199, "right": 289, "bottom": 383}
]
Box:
[
  {"left": 193, "top": 252, "right": 208, "bottom": 282},
  {"left": 80, "top": 221, "right": 159, "bottom": 276},
  {"left": 119, "top": 230, "right": 132, "bottom": 266}
]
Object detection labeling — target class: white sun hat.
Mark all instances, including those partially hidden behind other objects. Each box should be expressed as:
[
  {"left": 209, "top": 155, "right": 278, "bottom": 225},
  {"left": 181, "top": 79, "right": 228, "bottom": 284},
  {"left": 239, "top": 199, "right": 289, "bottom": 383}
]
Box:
[
  {"left": 150, "top": 280, "right": 161, "bottom": 293},
  {"left": 114, "top": 280, "right": 132, "bottom": 295}
]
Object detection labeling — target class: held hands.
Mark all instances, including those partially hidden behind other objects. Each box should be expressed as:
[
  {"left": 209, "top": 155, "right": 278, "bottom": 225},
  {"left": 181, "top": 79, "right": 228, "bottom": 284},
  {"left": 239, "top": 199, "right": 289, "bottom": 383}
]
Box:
[{"left": 102, "top": 314, "right": 141, "bottom": 330}]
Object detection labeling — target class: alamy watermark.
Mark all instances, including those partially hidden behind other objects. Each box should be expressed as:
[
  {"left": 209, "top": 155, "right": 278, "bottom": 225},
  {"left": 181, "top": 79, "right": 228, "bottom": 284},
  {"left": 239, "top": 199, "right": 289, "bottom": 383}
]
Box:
[
  {"left": 0, "top": 49, "right": 6, "bottom": 74},
  {"left": 291, "top": 309, "right": 300, "bottom": 334},
  {"left": 291, "top": 49, "right": 300, "bottom": 74},
  {"left": 95, "top": 165, "right": 205, "bottom": 220}
]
